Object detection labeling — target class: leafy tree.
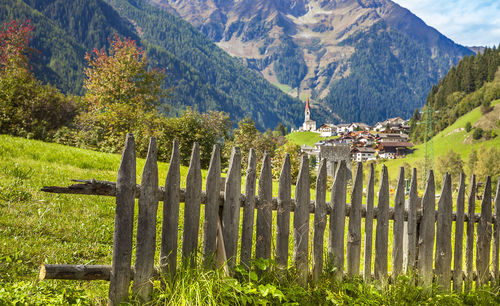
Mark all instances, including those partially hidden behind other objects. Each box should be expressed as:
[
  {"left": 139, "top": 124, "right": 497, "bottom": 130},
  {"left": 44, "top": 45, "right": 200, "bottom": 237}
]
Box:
[
  {"left": 467, "top": 149, "right": 478, "bottom": 176},
  {"left": 465, "top": 122, "right": 472, "bottom": 132},
  {"left": 435, "top": 149, "right": 464, "bottom": 185},
  {"left": 0, "top": 20, "right": 76, "bottom": 140},
  {"left": 77, "top": 34, "right": 166, "bottom": 154},
  {"left": 472, "top": 127, "right": 483, "bottom": 140},
  {"left": 272, "top": 141, "right": 302, "bottom": 183},
  {"left": 475, "top": 146, "right": 500, "bottom": 186}
]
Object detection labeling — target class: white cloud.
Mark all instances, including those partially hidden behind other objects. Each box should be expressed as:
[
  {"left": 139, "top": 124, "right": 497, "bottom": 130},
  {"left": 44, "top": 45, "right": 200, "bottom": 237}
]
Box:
[{"left": 392, "top": 0, "right": 500, "bottom": 47}]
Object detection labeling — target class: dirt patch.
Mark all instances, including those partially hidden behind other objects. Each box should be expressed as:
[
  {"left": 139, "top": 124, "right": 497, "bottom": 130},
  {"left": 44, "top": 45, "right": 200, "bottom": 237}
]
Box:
[{"left": 446, "top": 127, "right": 464, "bottom": 136}]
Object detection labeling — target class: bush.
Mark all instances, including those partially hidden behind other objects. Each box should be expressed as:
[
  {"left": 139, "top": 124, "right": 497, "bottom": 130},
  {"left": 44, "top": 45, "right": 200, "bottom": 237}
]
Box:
[
  {"left": 465, "top": 121, "right": 472, "bottom": 132},
  {"left": 472, "top": 127, "right": 483, "bottom": 140}
]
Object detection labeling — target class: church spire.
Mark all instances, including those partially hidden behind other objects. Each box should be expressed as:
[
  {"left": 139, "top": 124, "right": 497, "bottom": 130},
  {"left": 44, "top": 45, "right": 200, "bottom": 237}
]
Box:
[{"left": 305, "top": 97, "right": 310, "bottom": 121}]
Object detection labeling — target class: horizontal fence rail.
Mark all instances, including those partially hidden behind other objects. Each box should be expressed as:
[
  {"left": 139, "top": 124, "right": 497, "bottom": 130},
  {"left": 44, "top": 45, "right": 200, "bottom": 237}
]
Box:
[{"left": 40, "top": 135, "right": 500, "bottom": 304}]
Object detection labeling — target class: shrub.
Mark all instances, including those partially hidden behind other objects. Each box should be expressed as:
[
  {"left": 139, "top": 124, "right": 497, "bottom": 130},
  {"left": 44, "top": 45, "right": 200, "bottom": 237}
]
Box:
[
  {"left": 465, "top": 121, "right": 472, "bottom": 132},
  {"left": 472, "top": 127, "right": 483, "bottom": 140}
]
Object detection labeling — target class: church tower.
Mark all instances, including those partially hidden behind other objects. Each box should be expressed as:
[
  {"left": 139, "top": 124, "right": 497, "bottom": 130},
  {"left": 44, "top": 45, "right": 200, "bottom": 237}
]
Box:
[
  {"left": 305, "top": 97, "right": 311, "bottom": 121},
  {"left": 302, "top": 97, "right": 316, "bottom": 131}
]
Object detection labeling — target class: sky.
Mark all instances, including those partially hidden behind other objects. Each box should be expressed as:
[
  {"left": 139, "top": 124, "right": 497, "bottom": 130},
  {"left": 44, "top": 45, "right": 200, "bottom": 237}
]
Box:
[{"left": 392, "top": 0, "right": 500, "bottom": 47}]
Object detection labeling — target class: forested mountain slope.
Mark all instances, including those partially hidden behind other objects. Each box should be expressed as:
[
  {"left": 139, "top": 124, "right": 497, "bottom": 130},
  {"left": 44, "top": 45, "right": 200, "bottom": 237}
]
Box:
[{"left": 0, "top": 0, "right": 304, "bottom": 130}]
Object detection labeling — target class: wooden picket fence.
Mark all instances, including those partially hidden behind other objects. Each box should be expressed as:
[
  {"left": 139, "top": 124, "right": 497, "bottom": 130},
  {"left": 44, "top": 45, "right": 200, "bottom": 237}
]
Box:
[{"left": 39, "top": 134, "right": 500, "bottom": 304}]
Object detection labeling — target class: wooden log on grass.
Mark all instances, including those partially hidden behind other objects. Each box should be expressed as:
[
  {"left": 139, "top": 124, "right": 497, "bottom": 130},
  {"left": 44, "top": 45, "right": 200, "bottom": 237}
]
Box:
[
  {"left": 240, "top": 149, "right": 257, "bottom": 268},
  {"left": 476, "top": 176, "right": 492, "bottom": 287},
  {"left": 160, "top": 140, "right": 180, "bottom": 279},
  {"left": 363, "top": 163, "right": 375, "bottom": 281},
  {"left": 417, "top": 170, "right": 435, "bottom": 287},
  {"left": 276, "top": 154, "right": 291, "bottom": 269},
  {"left": 453, "top": 173, "right": 466, "bottom": 292},
  {"left": 109, "top": 134, "right": 136, "bottom": 306},
  {"left": 133, "top": 138, "right": 159, "bottom": 301},
  {"left": 203, "top": 145, "right": 221, "bottom": 268},
  {"left": 222, "top": 147, "right": 242, "bottom": 269},
  {"left": 256, "top": 152, "right": 272, "bottom": 261},
  {"left": 435, "top": 173, "right": 453, "bottom": 292},
  {"left": 375, "top": 165, "right": 389, "bottom": 282},
  {"left": 294, "top": 155, "right": 310, "bottom": 286},
  {"left": 313, "top": 159, "right": 327, "bottom": 282},
  {"left": 41, "top": 264, "right": 113, "bottom": 281},
  {"left": 347, "top": 162, "right": 363, "bottom": 277}
]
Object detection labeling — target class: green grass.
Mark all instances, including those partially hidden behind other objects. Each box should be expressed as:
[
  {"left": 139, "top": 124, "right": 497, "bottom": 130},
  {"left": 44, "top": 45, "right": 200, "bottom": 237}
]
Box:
[
  {"left": 0, "top": 134, "right": 498, "bottom": 304},
  {"left": 286, "top": 131, "right": 338, "bottom": 147},
  {"left": 272, "top": 82, "right": 293, "bottom": 94}
]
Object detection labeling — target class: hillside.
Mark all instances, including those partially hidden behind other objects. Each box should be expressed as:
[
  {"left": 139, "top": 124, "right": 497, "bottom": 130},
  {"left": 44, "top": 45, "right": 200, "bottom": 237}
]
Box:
[
  {"left": 0, "top": 0, "right": 304, "bottom": 130},
  {"left": 155, "top": 0, "right": 473, "bottom": 124}
]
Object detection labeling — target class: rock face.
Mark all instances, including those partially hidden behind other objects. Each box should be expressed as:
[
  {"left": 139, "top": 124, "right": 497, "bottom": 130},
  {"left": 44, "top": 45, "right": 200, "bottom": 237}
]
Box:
[{"left": 151, "top": 0, "right": 472, "bottom": 124}]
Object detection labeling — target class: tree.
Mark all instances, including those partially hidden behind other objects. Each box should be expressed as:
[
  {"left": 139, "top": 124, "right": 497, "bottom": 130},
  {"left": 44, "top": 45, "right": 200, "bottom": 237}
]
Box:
[
  {"left": 465, "top": 122, "right": 472, "bottom": 133},
  {"left": 467, "top": 149, "right": 478, "bottom": 176},
  {"left": 77, "top": 34, "right": 166, "bottom": 153},
  {"left": 476, "top": 146, "right": 500, "bottom": 186},
  {"left": 436, "top": 150, "right": 464, "bottom": 186},
  {"left": 472, "top": 128, "right": 483, "bottom": 140}
]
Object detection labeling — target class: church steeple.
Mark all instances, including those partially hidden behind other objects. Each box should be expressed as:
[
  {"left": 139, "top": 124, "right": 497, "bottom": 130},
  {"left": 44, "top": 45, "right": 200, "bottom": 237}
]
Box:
[{"left": 305, "top": 97, "right": 311, "bottom": 121}]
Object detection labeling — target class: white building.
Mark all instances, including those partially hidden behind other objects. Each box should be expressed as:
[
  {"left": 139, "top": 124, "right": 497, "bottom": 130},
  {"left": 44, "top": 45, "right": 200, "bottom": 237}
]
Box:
[{"left": 302, "top": 97, "right": 316, "bottom": 131}]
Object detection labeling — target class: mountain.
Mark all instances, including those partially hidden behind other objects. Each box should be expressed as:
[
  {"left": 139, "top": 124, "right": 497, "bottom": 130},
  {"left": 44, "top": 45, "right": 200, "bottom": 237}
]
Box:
[
  {"left": 153, "top": 0, "right": 473, "bottom": 124},
  {"left": 0, "top": 0, "right": 304, "bottom": 130}
]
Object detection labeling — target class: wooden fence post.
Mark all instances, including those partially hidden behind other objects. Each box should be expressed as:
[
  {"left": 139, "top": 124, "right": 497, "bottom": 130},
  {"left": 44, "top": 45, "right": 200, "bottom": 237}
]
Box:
[
  {"left": 182, "top": 143, "right": 202, "bottom": 266},
  {"left": 465, "top": 174, "right": 476, "bottom": 291},
  {"left": 329, "top": 160, "right": 348, "bottom": 281},
  {"left": 133, "top": 138, "right": 159, "bottom": 301},
  {"left": 256, "top": 152, "right": 272, "bottom": 262},
  {"left": 392, "top": 167, "right": 405, "bottom": 280},
  {"left": 222, "top": 147, "right": 242, "bottom": 269},
  {"left": 276, "top": 154, "right": 291, "bottom": 269},
  {"left": 435, "top": 173, "right": 453, "bottom": 291},
  {"left": 476, "top": 176, "right": 492, "bottom": 287},
  {"left": 418, "top": 170, "right": 435, "bottom": 287},
  {"left": 375, "top": 165, "right": 389, "bottom": 282},
  {"left": 347, "top": 162, "right": 363, "bottom": 277},
  {"left": 203, "top": 145, "right": 221, "bottom": 268},
  {"left": 405, "top": 168, "right": 418, "bottom": 273},
  {"left": 160, "top": 140, "right": 180, "bottom": 280},
  {"left": 453, "top": 173, "right": 466, "bottom": 292},
  {"left": 109, "top": 134, "right": 136, "bottom": 305},
  {"left": 493, "top": 178, "right": 500, "bottom": 283},
  {"left": 313, "top": 159, "right": 327, "bottom": 282},
  {"left": 363, "top": 163, "right": 375, "bottom": 281},
  {"left": 294, "top": 155, "right": 310, "bottom": 286},
  {"left": 240, "top": 149, "right": 257, "bottom": 268}
]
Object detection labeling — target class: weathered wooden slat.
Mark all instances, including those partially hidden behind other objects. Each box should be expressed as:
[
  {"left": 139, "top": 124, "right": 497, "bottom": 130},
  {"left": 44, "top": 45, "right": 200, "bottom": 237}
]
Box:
[
  {"left": 294, "top": 155, "right": 310, "bottom": 286},
  {"left": 182, "top": 143, "right": 202, "bottom": 266},
  {"left": 417, "top": 170, "right": 435, "bottom": 287},
  {"left": 160, "top": 140, "right": 180, "bottom": 279},
  {"left": 329, "top": 160, "right": 348, "bottom": 281},
  {"left": 405, "top": 168, "right": 418, "bottom": 273},
  {"left": 392, "top": 167, "right": 405, "bottom": 280},
  {"left": 313, "top": 159, "right": 327, "bottom": 282},
  {"left": 493, "top": 178, "right": 500, "bottom": 283},
  {"left": 363, "top": 163, "right": 375, "bottom": 281},
  {"left": 465, "top": 175, "right": 476, "bottom": 291},
  {"left": 453, "top": 173, "right": 466, "bottom": 292},
  {"left": 221, "top": 147, "right": 242, "bottom": 269},
  {"left": 476, "top": 176, "right": 492, "bottom": 287},
  {"left": 41, "top": 264, "right": 113, "bottom": 281},
  {"left": 276, "top": 154, "right": 291, "bottom": 268},
  {"left": 203, "top": 145, "right": 221, "bottom": 268},
  {"left": 435, "top": 173, "right": 453, "bottom": 291},
  {"left": 240, "top": 149, "right": 257, "bottom": 268},
  {"left": 347, "top": 162, "right": 363, "bottom": 277},
  {"left": 133, "top": 138, "right": 159, "bottom": 301},
  {"left": 375, "top": 165, "right": 389, "bottom": 281},
  {"left": 256, "top": 153, "right": 273, "bottom": 262},
  {"left": 109, "top": 134, "right": 136, "bottom": 306}
]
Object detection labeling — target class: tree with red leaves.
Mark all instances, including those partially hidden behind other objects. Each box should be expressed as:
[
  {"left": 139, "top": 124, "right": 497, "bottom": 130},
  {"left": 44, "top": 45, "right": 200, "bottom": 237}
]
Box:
[{"left": 0, "top": 20, "right": 34, "bottom": 74}]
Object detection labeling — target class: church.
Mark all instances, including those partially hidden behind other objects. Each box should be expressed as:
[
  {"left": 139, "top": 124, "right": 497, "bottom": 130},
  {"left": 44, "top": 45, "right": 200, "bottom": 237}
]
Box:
[{"left": 301, "top": 97, "right": 316, "bottom": 131}]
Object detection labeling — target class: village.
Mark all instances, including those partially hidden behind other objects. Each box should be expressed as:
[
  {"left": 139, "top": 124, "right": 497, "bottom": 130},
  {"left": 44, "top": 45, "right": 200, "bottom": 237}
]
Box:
[{"left": 296, "top": 98, "right": 414, "bottom": 165}]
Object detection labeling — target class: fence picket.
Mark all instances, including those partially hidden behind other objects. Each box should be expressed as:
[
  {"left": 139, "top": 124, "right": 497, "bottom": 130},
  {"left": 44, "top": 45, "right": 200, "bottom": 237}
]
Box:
[
  {"left": 256, "top": 153, "right": 272, "bottom": 262},
  {"left": 476, "top": 176, "right": 492, "bottom": 287},
  {"left": 435, "top": 173, "right": 453, "bottom": 291},
  {"left": 465, "top": 175, "right": 476, "bottom": 291},
  {"left": 160, "top": 140, "right": 180, "bottom": 279},
  {"left": 329, "top": 160, "right": 348, "bottom": 281},
  {"left": 493, "top": 178, "right": 500, "bottom": 283},
  {"left": 347, "top": 162, "right": 363, "bottom": 276},
  {"left": 453, "top": 173, "right": 466, "bottom": 292},
  {"left": 222, "top": 147, "right": 242, "bottom": 269},
  {"left": 133, "top": 138, "right": 159, "bottom": 301},
  {"left": 109, "top": 134, "right": 136, "bottom": 306},
  {"left": 375, "top": 165, "right": 389, "bottom": 281},
  {"left": 313, "top": 159, "right": 327, "bottom": 281},
  {"left": 182, "top": 143, "right": 202, "bottom": 265},
  {"left": 203, "top": 145, "right": 221, "bottom": 268},
  {"left": 364, "top": 163, "right": 375, "bottom": 281},
  {"left": 405, "top": 168, "right": 418, "bottom": 272},
  {"left": 294, "top": 155, "right": 310, "bottom": 285},
  {"left": 418, "top": 170, "right": 435, "bottom": 287},
  {"left": 240, "top": 149, "right": 257, "bottom": 268},
  {"left": 392, "top": 167, "right": 405, "bottom": 280},
  {"left": 276, "top": 154, "right": 291, "bottom": 268}
]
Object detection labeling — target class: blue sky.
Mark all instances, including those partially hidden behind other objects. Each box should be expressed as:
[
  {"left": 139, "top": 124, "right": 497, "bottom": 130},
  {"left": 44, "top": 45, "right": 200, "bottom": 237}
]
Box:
[{"left": 392, "top": 0, "right": 500, "bottom": 47}]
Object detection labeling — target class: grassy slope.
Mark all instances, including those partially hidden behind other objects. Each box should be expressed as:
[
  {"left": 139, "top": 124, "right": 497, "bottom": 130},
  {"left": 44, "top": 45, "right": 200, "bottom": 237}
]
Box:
[{"left": 286, "top": 131, "right": 338, "bottom": 147}]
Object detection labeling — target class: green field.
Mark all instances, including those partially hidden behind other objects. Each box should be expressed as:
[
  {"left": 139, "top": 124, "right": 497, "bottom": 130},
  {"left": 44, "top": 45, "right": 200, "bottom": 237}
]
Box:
[{"left": 286, "top": 131, "right": 338, "bottom": 147}]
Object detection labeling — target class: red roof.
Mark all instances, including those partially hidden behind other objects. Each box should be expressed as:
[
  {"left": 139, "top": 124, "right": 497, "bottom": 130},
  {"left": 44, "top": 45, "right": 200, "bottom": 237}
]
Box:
[{"left": 305, "top": 97, "right": 310, "bottom": 111}]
